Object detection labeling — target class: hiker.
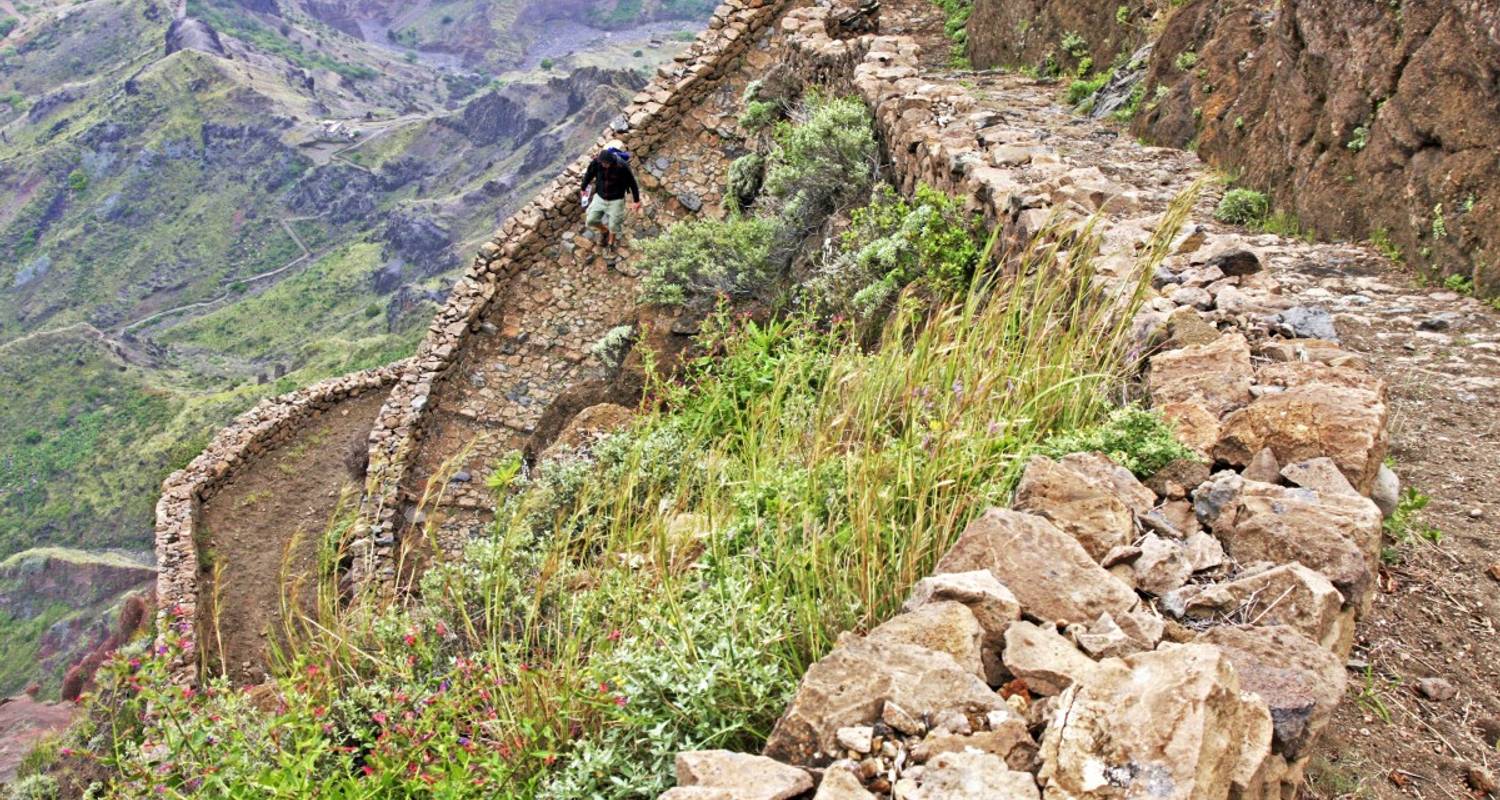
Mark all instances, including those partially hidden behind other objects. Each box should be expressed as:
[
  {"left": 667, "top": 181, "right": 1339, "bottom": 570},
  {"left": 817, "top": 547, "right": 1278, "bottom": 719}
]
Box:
[{"left": 580, "top": 142, "right": 641, "bottom": 251}]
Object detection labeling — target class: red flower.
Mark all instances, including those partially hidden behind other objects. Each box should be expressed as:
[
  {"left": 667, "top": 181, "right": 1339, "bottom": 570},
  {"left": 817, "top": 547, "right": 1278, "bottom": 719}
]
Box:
[
  {"left": 614, "top": 695, "right": 628, "bottom": 707},
  {"left": 597, "top": 682, "right": 609, "bottom": 694},
  {"left": 362, "top": 765, "right": 375, "bottom": 777},
  {"left": 403, "top": 634, "right": 417, "bottom": 647},
  {"left": 606, "top": 629, "right": 622, "bottom": 641}
]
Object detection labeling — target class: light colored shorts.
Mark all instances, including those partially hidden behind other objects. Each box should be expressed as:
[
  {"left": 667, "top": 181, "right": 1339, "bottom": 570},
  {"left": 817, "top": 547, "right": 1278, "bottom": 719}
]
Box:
[{"left": 586, "top": 195, "right": 627, "bottom": 234}]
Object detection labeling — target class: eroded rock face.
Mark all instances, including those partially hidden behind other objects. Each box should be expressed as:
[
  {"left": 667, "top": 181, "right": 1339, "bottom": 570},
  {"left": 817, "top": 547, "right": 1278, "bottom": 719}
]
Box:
[
  {"left": 1214, "top": 383, "right": 1388, "bottom": 494},
  {"left": 1135, "top": 0, "right": 1500, "bottom": 291},
  {"left": 1196, "top": 626, "right": 1346, "bottom": 759},
  {"left": 1039, "top": 644, "right": 1273, "bottom": 800},
  {"left": 661, "top": 750, "right": 813, "bottom": 800},
  {"left": 934, "top": 508, "right": 1138, "bottom": 627},
  {"left": 763, "top": 632, "right": 1006, "bottom": 766}
]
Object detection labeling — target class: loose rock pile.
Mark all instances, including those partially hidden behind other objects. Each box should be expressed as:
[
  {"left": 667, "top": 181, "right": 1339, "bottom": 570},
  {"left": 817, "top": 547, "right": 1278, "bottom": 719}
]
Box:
[{"left": 660, "top": 6, "right": 1401, "bottom": 800}]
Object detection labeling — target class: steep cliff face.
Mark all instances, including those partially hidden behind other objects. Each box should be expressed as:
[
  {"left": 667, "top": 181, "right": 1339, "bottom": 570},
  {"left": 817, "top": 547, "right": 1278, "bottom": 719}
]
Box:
[
  {"left": 1137, "top": 0, "right": 1499, "bottom": 290},
  {"left": 967, "top": 0, "right": 1500, "bottom": 291},
  {"left": 967, "top": 0, "right": 1152, "bottom": 71}
]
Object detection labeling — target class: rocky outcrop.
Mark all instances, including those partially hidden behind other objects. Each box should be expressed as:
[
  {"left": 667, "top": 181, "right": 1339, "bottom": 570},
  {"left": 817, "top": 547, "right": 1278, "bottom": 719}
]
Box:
[{"left": 166, "top": 18, "right": 229, "bottom": 59}]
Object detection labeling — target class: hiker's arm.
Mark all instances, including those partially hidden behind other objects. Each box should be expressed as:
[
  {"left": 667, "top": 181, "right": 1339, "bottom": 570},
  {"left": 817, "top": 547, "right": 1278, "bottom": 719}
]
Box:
[
  {"left": 626, "top": 168, "right": 640, "bottom": 205},
  {"left": 580, "top": 160, "right": 598, "bottom": 195}
]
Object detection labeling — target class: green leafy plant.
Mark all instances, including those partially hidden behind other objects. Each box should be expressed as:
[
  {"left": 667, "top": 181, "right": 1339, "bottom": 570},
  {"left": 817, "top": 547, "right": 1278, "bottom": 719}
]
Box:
[
  {"left": 725, "top": 152, "right": 766, "bottom": 212},
  {"left": 1214, "top": 188, "right": 1270, "bottom": 226},
  {"left": 1431, "top": 203, "right": 1447, "bottom": 239},
  {"left": 1443, "top": 274, "right": 1475, "bottom": 295},
  {"left": 738, "top": 100, "right": 778, "bottom": 131},
  {"left": 1383, "top": 486, "right": 1442, "bottom": 545},
  {"left": 1370, "top": 227, "right": 1404, "bottom": 263},
  {"left": 807, "top": 184, "right": 983, "bottom": 321},
  {"left": 932, "top": 0, "right": 973, "bottom": 67},
  {"left": 1346, "top": 125, "right": 1369, "bottom": 152},
  {"left": 1060, "top": 31, "right": 1089, "bottom": 59},
  {"left": 1173, "top": 50, "right": 1198, "bottom": 71},
  {"left": 1036, "top": 405, "right": 1197, "bottom": 477}
]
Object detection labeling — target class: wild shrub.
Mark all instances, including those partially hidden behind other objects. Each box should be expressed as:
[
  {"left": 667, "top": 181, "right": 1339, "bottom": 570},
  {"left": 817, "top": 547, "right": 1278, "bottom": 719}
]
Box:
[
  {"left": 1036, "top": 404, "right": 1197, "bottom": 477},
  {"left": 5, "top": 774, "right": 58, "bottom": 800},
  {"left": 1213, "top": 188, "right": 1269, "bottom": 226},
  {"left": 738, "top": 100, "right": 777, "bottom": 131},
  {"left": 808, "top": 184, "right": 984, "bottom": 321},
  {"left": 724, "top": 152, "right": 765, "bottom": 212},
  {"left": 762, "top": 92, "right": 876, "bottom": 238},
  {"left": 637, "top": 217, "right": 777, "bottom": 305}
]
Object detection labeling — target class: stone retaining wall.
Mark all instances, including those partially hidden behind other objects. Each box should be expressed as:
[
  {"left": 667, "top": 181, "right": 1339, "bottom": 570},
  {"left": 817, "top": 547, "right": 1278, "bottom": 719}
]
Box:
[
  {"left": 661, "top": 11, "right": 1396, "bottom": 800},
  {"left": 153, "top": 366, "right": 401, "bottom": 683},
  {"left": 353, "top": 0, "right": 795, "bottom": 589}
]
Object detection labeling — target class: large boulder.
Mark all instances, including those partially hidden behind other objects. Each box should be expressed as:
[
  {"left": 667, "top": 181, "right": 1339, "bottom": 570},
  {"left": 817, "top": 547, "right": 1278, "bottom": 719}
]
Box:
[
  {"left": 1196, "top": 626, "right": 1346, "bottom": 759},
  {"left": 1148, "top": 333, "right": 1254, "bottom": 416},
  {"left": 1038, "top": 644, "right": 1274, "bottom": 800},
  {"left": 903, "top": 571, "right": 1020, "bottom": 684},
  {"left": 1213, "top": 383, "right": 1388, "bottom": 494},
  {"left": 934, "top": 509, "right": 1138, "bottom": 626},
  {"left": 1198, "top": 477, "right": 1382, "bottom": 613},
  {"left": 1002, "top": 621, "right": 1123, "bottom": 695},
  {"left": 1013, "top": 454, "right": 1151, "bottom": 561},
  {"left": 660, "top": 751, "right": 812, "bottom": 800},
  {"left": 895, "top": 751, "right": 1040, "bottom": 800},
  {"left": 763, "top": 632, "right": 1006, "bottom": 766},
  {"left": 1163, "top": 563, "right": 1351, "bottom": 653},
  {"left": 868, "top": 601, "right": 986, "bottom": 681}
]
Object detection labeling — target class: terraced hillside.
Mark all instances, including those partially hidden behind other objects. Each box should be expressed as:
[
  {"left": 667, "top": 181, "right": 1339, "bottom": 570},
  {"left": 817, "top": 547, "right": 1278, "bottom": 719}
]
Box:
[{"left": 0, "top": 0, "right": 711, "bottom": 698}]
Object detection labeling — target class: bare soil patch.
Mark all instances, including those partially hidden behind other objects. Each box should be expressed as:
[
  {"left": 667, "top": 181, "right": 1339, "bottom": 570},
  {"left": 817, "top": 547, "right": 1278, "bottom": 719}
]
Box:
[{"left": 195, "top": 391, "right": 388, "bottom": 685}]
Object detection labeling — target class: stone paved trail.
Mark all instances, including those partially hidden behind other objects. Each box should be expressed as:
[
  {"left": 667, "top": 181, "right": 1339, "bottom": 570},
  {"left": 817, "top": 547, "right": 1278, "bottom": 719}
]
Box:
[
  {"left": 877, "top": 5, "right": 1500, "bottom": 794},
  {"left": 386, "top": 39, "right": 775, "bottom": 579}
]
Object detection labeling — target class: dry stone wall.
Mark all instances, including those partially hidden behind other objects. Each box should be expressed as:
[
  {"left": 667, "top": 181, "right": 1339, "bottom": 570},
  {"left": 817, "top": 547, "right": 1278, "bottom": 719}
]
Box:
[
  {"left": 661, "top": 10, "right": 1398, "bottom": 800},
  {"left": 153, "top": 366, "right": 401, "bottom": 683},
  {"left": 354, "top": 0, "right": 795, "bottom": 590}
]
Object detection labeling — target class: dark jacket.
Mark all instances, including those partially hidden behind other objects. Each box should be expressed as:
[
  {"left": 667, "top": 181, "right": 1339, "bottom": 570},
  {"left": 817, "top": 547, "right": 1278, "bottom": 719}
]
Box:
[{"left": 581, "top": 154, "right": 640, "bottom": 202}]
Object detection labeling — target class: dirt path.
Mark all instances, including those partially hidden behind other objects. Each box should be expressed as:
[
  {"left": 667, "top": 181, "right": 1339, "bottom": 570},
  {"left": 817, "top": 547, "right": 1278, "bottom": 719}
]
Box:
[
  {"left": 195, "top": 391, "right": 387, "bottom": 685},
  {"left": 1267, "top": 254, "right": 1500, "bottom": 798}
]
